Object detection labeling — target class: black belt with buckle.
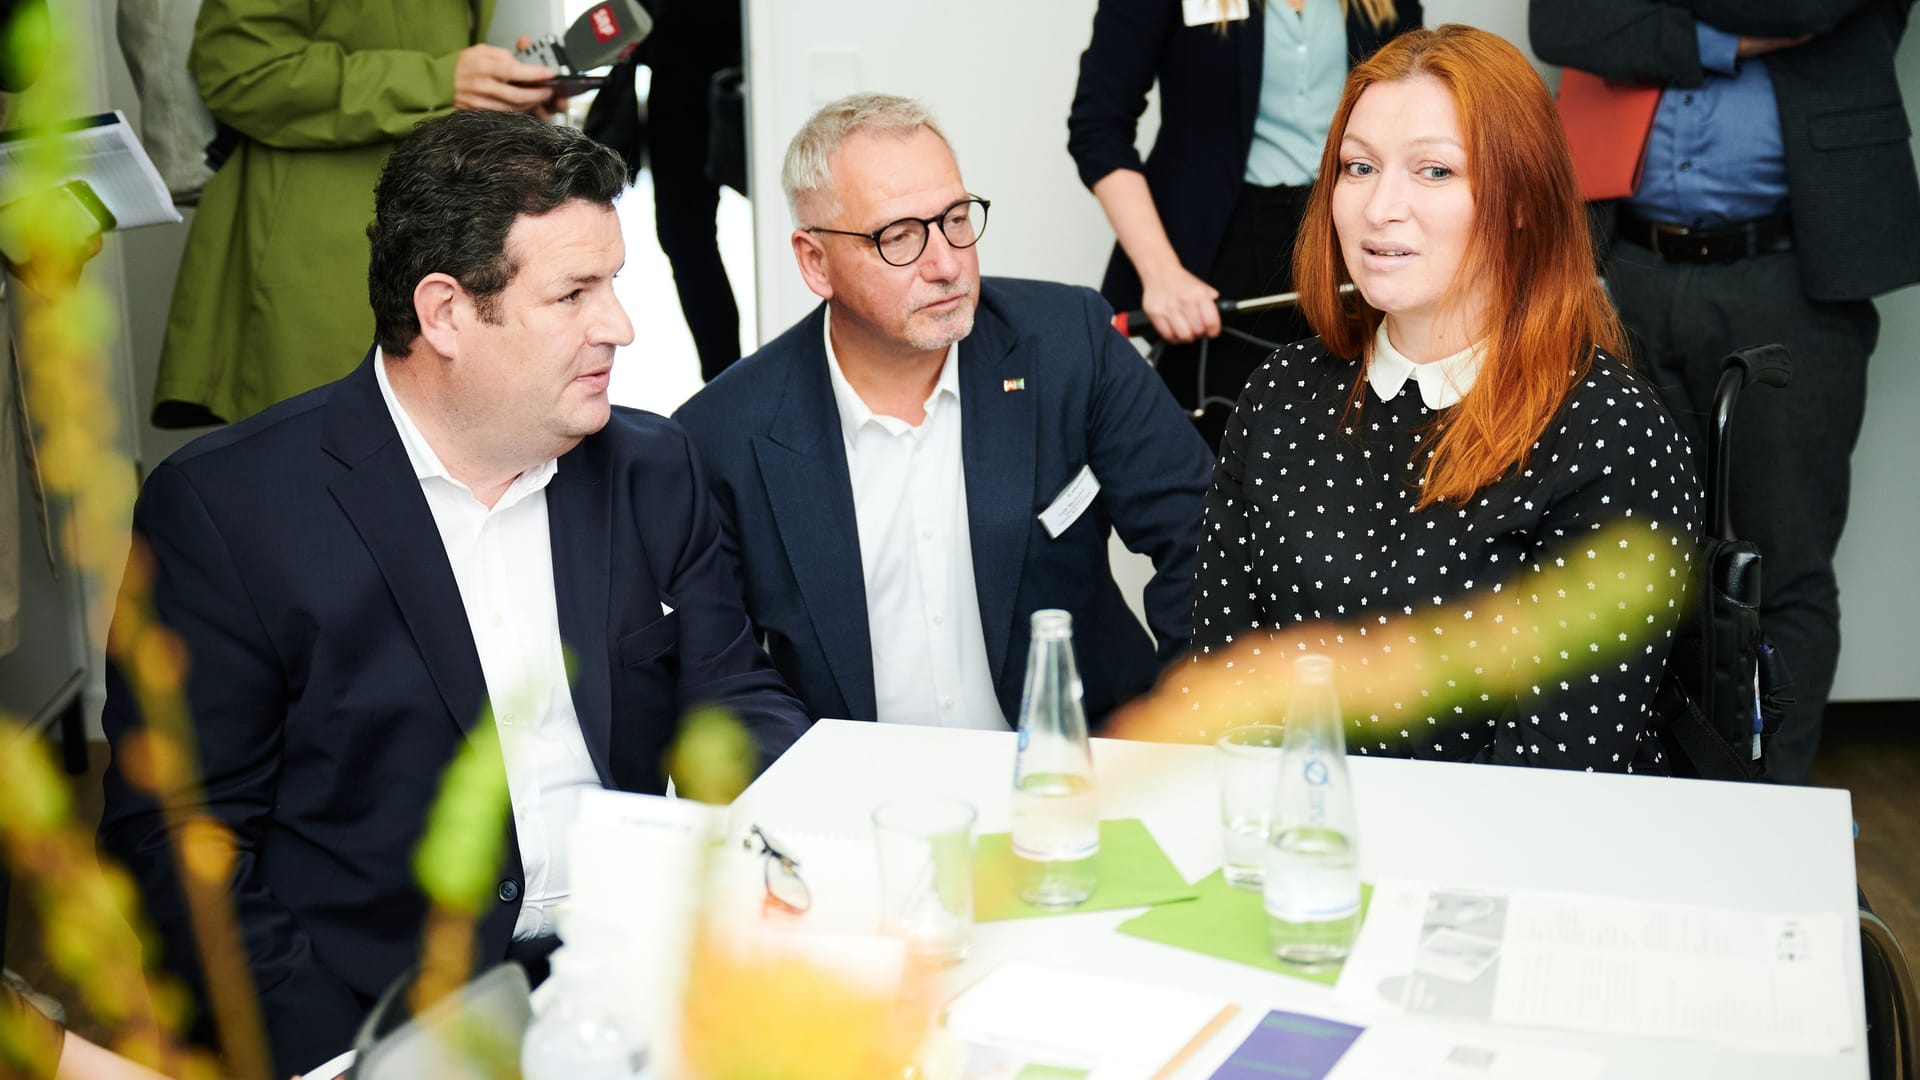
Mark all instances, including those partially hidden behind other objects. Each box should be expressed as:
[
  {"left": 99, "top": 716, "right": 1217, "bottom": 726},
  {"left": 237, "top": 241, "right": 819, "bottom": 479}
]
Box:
[{"left": 1617, "top": 211, "right": 1795, "bottom": 263}]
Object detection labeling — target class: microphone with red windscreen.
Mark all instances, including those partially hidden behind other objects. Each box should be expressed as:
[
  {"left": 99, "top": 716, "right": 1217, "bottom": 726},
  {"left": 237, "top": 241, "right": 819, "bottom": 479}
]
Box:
[{"left": 516, "top": 0, "right": 653, "bottom": 92}]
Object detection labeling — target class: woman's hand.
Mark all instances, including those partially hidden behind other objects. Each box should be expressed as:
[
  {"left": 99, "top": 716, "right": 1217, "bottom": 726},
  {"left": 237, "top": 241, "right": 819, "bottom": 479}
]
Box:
[
  {"left": 1090, "top": 169, "right": 1223, "bottom": 343},
  {"left": 1140, "top": 262, "right": 1222, "bottom": 344},
  {"left": 452, "top": 44, "right": 557, "bottom": 114}
]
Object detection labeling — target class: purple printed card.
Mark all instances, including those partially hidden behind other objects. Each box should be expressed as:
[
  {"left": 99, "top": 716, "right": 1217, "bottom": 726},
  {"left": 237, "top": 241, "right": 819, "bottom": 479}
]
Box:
[{"left": 1207, "top": 1010, "right": 1364, "bottom": 1080}]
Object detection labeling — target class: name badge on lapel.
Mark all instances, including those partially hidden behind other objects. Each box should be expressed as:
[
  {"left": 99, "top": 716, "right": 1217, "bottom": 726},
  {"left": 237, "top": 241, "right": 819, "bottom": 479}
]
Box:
[
  {"left": 1183, "top": 0, "right": 1250, "bottom": 26},
  {"left": 1038, "top": 465, "right": 1101, "bottom": 539}
]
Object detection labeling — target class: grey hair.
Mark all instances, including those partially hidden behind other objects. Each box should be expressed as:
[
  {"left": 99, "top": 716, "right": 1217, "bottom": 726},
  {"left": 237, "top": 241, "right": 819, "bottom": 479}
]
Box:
[{"left": 782, "top": 92, "right": 950, "bottom": 224}]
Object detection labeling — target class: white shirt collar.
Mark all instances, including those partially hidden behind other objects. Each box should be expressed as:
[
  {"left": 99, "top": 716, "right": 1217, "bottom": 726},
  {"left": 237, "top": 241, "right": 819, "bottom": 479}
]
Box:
[
  {"left": 374, "top": 347, "right": 559, "bottom": 505},
  {"left": 822, "top": 307, "right": 961, "bottom": 442},
  {"left": 1365, "top": 323, "right": 1486, "bottom": 410}
]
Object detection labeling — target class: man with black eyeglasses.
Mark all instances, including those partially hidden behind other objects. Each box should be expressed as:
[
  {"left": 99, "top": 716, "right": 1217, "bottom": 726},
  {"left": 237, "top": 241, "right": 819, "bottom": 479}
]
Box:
[{"left": 676, "top": 92, "right": 1210, "bottom": 733}]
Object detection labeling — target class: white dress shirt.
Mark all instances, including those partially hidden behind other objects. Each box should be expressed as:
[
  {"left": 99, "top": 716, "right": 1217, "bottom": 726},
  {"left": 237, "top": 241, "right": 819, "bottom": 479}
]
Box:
[
  {"left": 1367, "top": 323, "right": 1487, "bottom": 409},
  {"left": 375, "top": 351, "right": 601, "bottom": 940},
  {"left": 824, "top": 313, "right": 1006, "bottom": 730}
]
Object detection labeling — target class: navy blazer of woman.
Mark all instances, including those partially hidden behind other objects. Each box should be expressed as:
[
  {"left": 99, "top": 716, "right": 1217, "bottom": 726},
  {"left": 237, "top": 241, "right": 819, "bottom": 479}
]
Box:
[{"left": 1068, "top": 0, "right": 1421, "bottom": 312}]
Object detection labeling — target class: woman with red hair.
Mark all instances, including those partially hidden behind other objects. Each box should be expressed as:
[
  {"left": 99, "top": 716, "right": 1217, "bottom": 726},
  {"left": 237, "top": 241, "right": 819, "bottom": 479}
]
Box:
[{"left": 1190, "top": 25, "right": 1702, "bottom": 772}]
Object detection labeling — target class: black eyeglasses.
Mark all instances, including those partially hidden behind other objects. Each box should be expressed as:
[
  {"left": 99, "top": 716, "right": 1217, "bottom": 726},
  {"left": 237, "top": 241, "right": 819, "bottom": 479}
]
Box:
[
  {"left": 743, "top": 824, "right": 811, "bottom": 914},
  {"left": 804, "top": 196, "right": 991, "bottom": 267}
]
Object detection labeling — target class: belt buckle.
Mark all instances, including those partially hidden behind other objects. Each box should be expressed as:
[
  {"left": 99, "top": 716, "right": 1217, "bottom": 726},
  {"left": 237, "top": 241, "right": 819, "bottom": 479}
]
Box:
[{"left": 1648, "top": 220, "right": 1695, "bottom": 261}]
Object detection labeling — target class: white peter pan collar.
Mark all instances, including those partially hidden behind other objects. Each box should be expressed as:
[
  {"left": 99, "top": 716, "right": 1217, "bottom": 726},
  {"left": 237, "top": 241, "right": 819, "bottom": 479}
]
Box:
[{"left": 1365, "top": 323, "right": 1486, "bottom": 410}]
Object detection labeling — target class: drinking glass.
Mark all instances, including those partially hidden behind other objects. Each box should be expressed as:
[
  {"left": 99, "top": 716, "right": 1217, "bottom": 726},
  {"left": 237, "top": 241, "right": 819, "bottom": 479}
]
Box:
[
  {"left": 872, "top": 798, "right": 976, "bottom": 963},
  {"left": 1216, "top": 724, "right": 1286, "bottom": 888}
]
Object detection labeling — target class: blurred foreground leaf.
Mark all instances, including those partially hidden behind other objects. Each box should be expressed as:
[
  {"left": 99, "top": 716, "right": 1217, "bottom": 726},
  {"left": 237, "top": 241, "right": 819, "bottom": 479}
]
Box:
[{"left": 669, "top": 706, "right": 754, "bottom": 805}]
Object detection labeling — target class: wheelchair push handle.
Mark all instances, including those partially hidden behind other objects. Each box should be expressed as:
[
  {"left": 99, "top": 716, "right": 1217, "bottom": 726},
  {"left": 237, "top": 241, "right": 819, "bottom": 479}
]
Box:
[
  {"left": 1707, "top": 344, "right": 1794, "bottom": 541},
  {"left": 1113, "top": 293, "right": 1283, "bottom": 343},
  {"left": 1725, "top": 343, "right": 1792, "bottom": 391}
]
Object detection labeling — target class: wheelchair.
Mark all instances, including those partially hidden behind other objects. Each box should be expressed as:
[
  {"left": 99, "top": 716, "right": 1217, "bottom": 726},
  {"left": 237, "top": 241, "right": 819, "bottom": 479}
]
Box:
[{"left": 1653, "top": 343, "right": 1795, "bottom": 783}]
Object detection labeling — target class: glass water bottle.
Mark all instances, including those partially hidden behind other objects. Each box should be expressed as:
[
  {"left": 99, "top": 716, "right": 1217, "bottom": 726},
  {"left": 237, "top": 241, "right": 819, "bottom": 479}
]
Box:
[
  {"left": 1010, "top": 609, "right": 1099, "bottom": 908},
  {"left": 1264, "top": 654, "right": 1362, "bottom": 968}
]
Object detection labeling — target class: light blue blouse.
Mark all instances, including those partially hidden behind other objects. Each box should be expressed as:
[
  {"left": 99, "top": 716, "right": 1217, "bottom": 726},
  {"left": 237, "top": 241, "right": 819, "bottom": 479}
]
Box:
[{"left": 1244, "top": 0, "right": 1346, "bottom": 188}]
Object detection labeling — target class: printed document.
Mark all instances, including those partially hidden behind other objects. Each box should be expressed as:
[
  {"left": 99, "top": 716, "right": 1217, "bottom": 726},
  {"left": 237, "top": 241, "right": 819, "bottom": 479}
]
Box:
[
  {"left": 0, "top": 112, "right": 182, "bottom": 228},
  {"left": 1335, "top": 881, "right": 1854, "bottom": 1057}
]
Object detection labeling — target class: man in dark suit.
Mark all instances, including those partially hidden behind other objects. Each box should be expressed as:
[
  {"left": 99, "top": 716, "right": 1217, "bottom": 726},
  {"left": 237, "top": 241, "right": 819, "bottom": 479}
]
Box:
[
  {"left": 1531, "top": 0, "right": 1920, "bottom": 784},
  {"left": 674, "top": 93, "right": 1212, "bottom": 732},
  {"left": 97, "top": 110, "right": 807, "bottom": 1077}
]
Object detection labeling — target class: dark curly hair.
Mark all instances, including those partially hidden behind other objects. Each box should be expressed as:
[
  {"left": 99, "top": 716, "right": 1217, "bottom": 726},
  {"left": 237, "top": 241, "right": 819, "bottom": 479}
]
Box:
[{"left": 367, "top": 110, "right": 626, "bottom": 356}]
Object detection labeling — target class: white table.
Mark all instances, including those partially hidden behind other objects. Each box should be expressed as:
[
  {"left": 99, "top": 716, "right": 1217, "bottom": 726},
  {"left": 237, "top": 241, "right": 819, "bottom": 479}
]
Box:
[{"left": 728, "top": 719, "right": 1866, "bottom": 1079}]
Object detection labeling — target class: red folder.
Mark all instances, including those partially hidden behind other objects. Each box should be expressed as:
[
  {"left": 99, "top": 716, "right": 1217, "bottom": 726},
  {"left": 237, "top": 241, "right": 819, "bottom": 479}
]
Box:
[{"left": 1555, "top": 68, "right": 1662, "bottom": 202}]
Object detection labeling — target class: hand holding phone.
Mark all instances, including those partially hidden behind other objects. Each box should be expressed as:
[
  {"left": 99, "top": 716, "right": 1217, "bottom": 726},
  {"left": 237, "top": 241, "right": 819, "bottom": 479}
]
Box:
[
  {"left": 453, "top": 43, "right": 556, "bottom": 114},
  {"left": 0, "top": 179, "right": 113, "bottom": 295}
]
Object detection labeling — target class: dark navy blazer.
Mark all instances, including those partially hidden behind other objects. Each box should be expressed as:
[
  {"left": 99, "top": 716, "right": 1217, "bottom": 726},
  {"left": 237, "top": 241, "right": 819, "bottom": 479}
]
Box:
[
  {"left": 98, "top": 355, "right": 807, "bottom": 1077},
  {"left": 674, "top": 278, "right": 1213, "bottom": 729}
]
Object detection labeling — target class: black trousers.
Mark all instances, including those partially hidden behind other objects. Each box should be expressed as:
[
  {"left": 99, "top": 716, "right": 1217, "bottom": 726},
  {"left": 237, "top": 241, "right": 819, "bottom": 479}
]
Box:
[
  {"left": 1606, "top": 240, "right": 1878, "bottom": 785},
  {"left": 1155, "top": 182, "right": 1315, "bottom": 452},
  {"left": 648, "top": 19, "right": 740, "bottom": 382}
]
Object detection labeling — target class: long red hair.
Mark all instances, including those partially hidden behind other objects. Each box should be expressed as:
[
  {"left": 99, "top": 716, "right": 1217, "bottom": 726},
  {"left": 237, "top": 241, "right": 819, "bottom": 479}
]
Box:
[{"left": 1293, "top": 25, "right": 1624, "bottom": 509}]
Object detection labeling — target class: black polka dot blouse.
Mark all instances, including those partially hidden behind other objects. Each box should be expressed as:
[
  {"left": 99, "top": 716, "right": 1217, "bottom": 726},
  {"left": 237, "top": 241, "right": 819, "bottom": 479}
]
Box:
[{"left": 1191, "top": 336, "right": 1702, "bottom": 773}]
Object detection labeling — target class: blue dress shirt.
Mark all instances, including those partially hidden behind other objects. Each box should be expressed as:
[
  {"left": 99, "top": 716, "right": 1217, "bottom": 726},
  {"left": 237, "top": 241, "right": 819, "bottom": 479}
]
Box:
[{"left": 1626, "top": 22, "right": 1790, "bottom": 227}]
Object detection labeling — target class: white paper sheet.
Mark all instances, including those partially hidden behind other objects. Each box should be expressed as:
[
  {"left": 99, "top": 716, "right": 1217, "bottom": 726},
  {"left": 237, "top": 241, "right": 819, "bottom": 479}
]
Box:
[
  {"left": 0, "top": 112, "right": 182, "bottom": 227},
  {"left": 944, "top": 962, "right": 1232, "bottom": 1080},
  {"left": 559, "top": 789, "right": 720, "bottom": 1061},
  {"left": 756, "top": 829, "right": 881, "bottom": 928},
  {"left": 1335, "top": 881, "right": 1854, "bottom": 1057}
]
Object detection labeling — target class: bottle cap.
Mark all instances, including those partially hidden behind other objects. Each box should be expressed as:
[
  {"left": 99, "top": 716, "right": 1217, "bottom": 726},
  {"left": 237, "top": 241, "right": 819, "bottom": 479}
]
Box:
[
  {"left": 1293, "top": 654, "right": 1335, "bottom": 682},
  {"left": 1030, "top": 608, "right": 1073, "bottom": 638}
]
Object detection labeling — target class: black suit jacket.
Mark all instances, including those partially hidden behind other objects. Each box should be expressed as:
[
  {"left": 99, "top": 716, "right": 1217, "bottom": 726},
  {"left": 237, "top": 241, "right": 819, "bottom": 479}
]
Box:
[
  {"left": 97, "top": 356, "right": 807, "bottom": 1076},
  {"left": 1067, "top": 0, "right": 1421, "bottom": 311},
  {"left": 673, "top": 278, "right": 1213, "bottom": 728},
  {"left": 1530, "top": 0, "right": 1920, "bottom": 301}
]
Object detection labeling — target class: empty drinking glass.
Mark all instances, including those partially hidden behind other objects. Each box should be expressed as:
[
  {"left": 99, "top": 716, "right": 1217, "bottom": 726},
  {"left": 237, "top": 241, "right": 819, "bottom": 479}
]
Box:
[
  {"left": 1216, "top": 724, "right": 1286, "bottom": 888},
  {"left": 872, "top": 798, "right": 977, "bottom": 964}
]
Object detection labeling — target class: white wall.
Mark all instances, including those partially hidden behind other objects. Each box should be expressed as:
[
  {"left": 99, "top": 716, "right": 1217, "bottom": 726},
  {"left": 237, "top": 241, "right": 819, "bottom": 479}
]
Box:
[{"left": 741, "top": 0, "right": 1920, "bottom": 702}]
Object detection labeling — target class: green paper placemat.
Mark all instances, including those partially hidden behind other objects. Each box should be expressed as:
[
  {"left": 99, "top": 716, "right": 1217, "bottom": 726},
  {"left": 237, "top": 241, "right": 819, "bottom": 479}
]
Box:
[
  {"left": 973, "top": 818, "right": 1195, "bottom": 921},
  {"left": 1115, "top": 870, "right": 1373, "bottom": 984}
]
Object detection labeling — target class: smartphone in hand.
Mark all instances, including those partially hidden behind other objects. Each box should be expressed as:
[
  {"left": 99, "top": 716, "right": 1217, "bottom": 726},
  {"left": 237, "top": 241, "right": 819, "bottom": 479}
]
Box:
[{"left": 524, "top": 74, "right": 606, "bottom": 96}]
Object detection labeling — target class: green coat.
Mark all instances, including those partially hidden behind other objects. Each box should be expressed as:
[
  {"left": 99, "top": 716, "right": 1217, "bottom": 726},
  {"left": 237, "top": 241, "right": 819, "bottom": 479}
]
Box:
[{"left": 155, "top": 0, "right": 493, "bottom": 425}]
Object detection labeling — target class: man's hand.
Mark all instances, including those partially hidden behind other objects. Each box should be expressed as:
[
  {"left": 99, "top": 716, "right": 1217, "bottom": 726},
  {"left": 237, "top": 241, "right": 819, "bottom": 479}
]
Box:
[
  {"left": 1736, "top": 33, "right": 1812, "bottom": 59},
  {"left": 452, "top": 43, "right": 557, "bottom": 114}
]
